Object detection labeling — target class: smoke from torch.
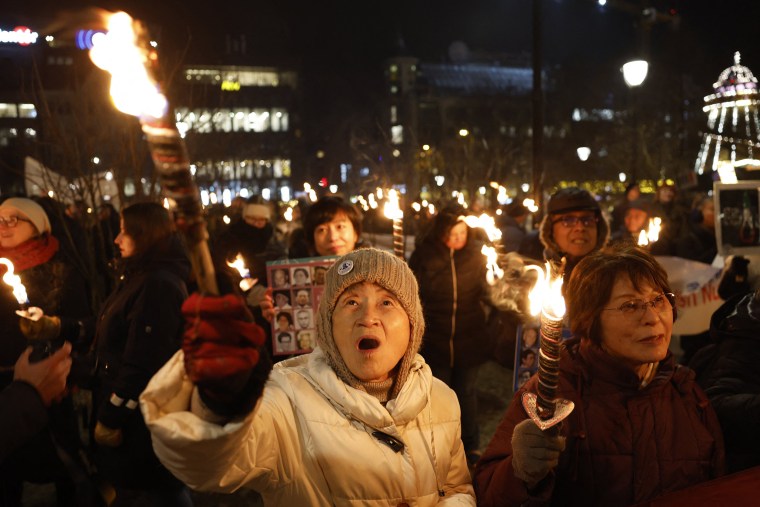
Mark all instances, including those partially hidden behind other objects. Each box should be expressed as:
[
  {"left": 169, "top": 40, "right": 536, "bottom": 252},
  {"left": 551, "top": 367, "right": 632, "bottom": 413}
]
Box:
[{"left": 89, "top": 11, "right": 218, "bottom": 295}]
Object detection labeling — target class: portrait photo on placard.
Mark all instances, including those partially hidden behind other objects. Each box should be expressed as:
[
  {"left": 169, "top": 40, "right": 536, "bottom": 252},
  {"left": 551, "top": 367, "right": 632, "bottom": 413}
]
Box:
[
  {"left": 297, "top": 329, "right": 315, "bottom": 352},
  {"left": 275, "top": 331, "right": 296, "bottom": 354},
  {"left": 270, "top": 268, "right": 290, "bottom": 289},
  {"left": 274, "top": 310, "right": 294, "bottom": 333},
  {"left": 273, "top": 290, "right": 292, "bottom": 310},
  {"left": 291, "top": 266, "right": 311, "bottom": 287},
  {"left": 292, "top": 288, "right": 312, "bottom": 309},
  {"left": 294, "top": 308, "right": 314, "bottom": 330}
]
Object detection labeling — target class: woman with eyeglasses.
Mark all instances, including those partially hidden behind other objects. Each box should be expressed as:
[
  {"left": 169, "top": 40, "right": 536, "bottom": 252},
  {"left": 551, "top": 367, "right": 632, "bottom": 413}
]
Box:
[
  {"left": 0, "top": 197, "right": 93, "bottom": 506},
  {"left": 474, "top": 246, "right": 724, "bottom": 507},
  {"left": 537, "top": 187, "right": 609, "bottom": 282}
]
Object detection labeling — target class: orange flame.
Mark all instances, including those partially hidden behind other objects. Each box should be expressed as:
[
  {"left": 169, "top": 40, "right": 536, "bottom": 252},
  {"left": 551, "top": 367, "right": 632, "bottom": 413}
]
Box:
[
  {"left": 525, "top": 262, "right": 565, "bottom": 321},
  {"left": 383, "top": 189, "right": 403, "bottom": 220},
  {"left": 226, "top": 253, "right": 250, "bottom": 279},
  {"left": 88, "top": 11, "right": 167, "bottom": 119},
  {"left": 0, "top": 258, "right": 29, "bottom": 305}
]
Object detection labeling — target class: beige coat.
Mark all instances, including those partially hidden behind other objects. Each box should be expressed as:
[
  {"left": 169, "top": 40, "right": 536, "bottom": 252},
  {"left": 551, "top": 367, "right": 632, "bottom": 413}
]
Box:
[{"left": 140, "top": 348, "right": 476, "bottom": 506}]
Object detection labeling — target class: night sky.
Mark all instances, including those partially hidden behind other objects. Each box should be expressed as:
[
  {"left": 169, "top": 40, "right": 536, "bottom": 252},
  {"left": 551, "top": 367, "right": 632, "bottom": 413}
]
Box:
[{"left": 10, "top": 0, "right": 760, "bottom": 117}]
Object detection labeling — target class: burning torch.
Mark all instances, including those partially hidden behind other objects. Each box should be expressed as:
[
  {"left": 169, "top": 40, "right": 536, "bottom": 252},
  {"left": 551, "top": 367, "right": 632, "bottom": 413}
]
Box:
[
  {"left": 383, "top": 189, "right": 405, "bottom": 259},
  {"left": 227, "top": 253, "right": 258, "bottom": 292},
  {"left": 89, "top": 12, "right": 218, "bottom": 295},
  {"left": 522, "top": 262, "right": 575, "bottom": 431},
  {"left": 0, "top": 258, "right": 62, "bottom": 361}
]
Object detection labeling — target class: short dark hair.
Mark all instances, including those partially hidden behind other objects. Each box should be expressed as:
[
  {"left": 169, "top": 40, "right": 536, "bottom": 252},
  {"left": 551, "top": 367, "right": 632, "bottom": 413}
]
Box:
[
  {"left": 565, "top": 245, "right": 673, "bottom": 345},
  {"left": 294, "top": 268, "right": 308, "bottom": 277},
  {"left": 121, "top": 202, "right": 176, "bottom": 258},
  {"left": 303, "top": 197, "right": 362, "bottom": 248},
  {"left": 276, "top": 312, "right": 292, "bottom": 324}
]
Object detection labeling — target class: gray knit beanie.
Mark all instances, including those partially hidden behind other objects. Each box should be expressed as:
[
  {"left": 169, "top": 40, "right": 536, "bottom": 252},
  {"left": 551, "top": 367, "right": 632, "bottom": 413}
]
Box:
[{"left": 316, "top": 248, "right": 424, "bottom": 400}]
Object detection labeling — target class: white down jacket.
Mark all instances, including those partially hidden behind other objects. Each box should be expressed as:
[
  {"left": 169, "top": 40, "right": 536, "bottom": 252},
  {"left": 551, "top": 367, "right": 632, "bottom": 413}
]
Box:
[{"left": 140, "top": 347, "right": 476, "bottom": 506}]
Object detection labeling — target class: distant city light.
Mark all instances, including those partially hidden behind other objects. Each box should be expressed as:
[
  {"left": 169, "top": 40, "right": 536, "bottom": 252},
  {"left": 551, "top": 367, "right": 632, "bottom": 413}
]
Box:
[
  {"left": 223, "top": 215, "right": 231, "bottom": 224},
  {"left": 329, "top": 184, "right": 338, "bottom": 193},
  {"left": 422, "top": 144, "right": 430, "bottom": 151},
  {"left": 598, "top": 0, "right": 607, "bottom": 6},
  {"left": 105, "top": 171, "right": 113, "bottom": 181},
  {"left": 262, "top": 188, "right": 271, "bottom": 200},
  {"left": 239, "top": 188, "right": 249, "bottom": 198},
  {"left": 280, "top": 186, "right": 291, "bottom": 202},
  {"left": 222, "top": 188, "right": 232, "bottom": 207},
  {"left": 576, "top": 146, "right": 591, "bottom": 161},
  {"left": 435, "top": 175, "right": 445, "bottom": 187},
  {"left": 458, "top": 129, "right": 469, "bottom": 137},
  {"left": 521, "top": 183, "right": 530, "bottom": 193},
  {"left": 619, "top": 172, "right": 627, "bottom": 182}
]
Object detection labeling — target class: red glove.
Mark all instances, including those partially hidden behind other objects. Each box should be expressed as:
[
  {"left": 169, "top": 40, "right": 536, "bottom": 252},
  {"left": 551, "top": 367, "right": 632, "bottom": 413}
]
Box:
[{"left": 182, "top": 293, "right": 266, "bottom": 389}]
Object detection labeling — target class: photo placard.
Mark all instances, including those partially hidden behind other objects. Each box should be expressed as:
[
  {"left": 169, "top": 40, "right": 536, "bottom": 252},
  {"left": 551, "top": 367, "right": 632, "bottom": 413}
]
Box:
[{"left": 267, "top": 256, "right": 338, "bottom": 355}]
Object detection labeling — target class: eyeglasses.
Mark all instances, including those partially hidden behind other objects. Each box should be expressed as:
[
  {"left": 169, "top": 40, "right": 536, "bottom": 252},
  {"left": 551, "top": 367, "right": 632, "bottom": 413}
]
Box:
[
  {"left": 603, "top": 293, "right": 676, "bottom": 320},
  {"left": 552, "top": 215, "right": 598, "bottom": 228},
  {"left": 0, "top": 216, "right": 32, "bottom": 228}
]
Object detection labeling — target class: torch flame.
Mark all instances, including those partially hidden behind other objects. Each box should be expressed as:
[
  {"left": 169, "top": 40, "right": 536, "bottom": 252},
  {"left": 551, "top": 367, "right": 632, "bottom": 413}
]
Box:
[
  {"left": 89, "top": 11, "right": 168, "bottom": 120},
  {"left": 647, "top": 217, "right": 662, "bottom": 243},
  {"left": 383, "top": 189, "right": 403, "bottom": 220},
  {"left": 0, "top": 258, "right": 29, "bottom": 305},
  {"left": 481, "top": 245, "right": 504, "bottom": 285},
  {"left": 526, "top": 263, "right": 565, "bottom": 321},
  {"left": 463, "top": 213, "right": 502, "bottom": 243},
  {"left": 226, "top": 253, "right": 250, "bottom": 279},
  {"left": 637, "top": 229, "right": 649, "bottom": 247}
]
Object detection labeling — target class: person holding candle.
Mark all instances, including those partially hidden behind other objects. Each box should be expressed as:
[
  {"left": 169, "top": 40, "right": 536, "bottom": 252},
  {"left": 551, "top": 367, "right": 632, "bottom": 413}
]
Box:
[
  {"left": 140, "top": 248, "right": 476, "bottom": 505},
  {"left": 474, "top": 246, "right": 724, "bottom": 506},
  {"left": 0, "top": 197, "right": 93, "bottom": 506},
  {"left": 409, "top": 205, "right": 490, "bottom": 468}
]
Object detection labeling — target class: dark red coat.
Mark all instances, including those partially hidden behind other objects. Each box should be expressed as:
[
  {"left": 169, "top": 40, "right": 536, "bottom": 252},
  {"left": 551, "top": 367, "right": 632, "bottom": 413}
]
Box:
[{"left": 475, "top": 338, "right": 724, "bottom": 507}]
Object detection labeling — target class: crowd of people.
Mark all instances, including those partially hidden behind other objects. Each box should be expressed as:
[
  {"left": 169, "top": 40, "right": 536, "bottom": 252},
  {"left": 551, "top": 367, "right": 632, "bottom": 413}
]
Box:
[{"left": 1, "top": 179, "right": 759, "bottom": 506}]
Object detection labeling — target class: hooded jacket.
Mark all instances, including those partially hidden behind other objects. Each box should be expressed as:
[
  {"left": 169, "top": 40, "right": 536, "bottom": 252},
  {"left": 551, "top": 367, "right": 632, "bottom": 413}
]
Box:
[
  {"left": 409, "top": 227, "right": 489, "bottom": 370},
  {"left": 141, "top": 348, "right": 476, "bottom": 506},
  {"left": 475, "top": 338, "right": 724, "bottom": 507}
]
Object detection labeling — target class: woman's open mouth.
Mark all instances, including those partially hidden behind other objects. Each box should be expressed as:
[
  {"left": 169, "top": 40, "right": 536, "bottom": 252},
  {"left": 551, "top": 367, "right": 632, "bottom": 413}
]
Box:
[{"left": 358, "top": 338, "right": 380, "bottom": 350}]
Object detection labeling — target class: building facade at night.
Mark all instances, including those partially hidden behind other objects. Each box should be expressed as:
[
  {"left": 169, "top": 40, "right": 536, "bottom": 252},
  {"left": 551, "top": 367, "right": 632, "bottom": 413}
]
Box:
[{"left": 173, "top": 63, "right": 301, "bottom": 205}]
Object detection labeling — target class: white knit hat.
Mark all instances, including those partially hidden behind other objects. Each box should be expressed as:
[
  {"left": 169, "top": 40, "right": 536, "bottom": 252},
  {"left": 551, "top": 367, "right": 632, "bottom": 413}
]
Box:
[
  {"left": 316, "top": 248, "right": 424, "bottom": 399},
  {"left": 244, "top": 203, "right": 271, "bottom": 221},
  {"left": 0, "top": 198, "right": 51, "bottom": 235}
]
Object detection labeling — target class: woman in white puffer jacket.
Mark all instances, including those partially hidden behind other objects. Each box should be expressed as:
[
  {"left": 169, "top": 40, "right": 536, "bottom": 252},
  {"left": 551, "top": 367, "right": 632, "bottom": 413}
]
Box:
[{"left": 140, "top": 248, "right": 476, "bottom": 506}]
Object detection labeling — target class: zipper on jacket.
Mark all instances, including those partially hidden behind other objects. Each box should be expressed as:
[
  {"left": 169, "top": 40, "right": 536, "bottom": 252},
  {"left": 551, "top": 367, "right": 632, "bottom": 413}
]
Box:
[{"left": 449, "top": 248, "right": 457, "bottom": 369}]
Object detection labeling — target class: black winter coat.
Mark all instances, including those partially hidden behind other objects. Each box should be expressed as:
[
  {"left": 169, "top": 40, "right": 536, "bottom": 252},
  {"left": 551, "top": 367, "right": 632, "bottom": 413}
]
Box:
[
  {"left": 409, "top": 231, "right": 490, "bottom": 369},
  {"left": 213, "top": 220, "right": 286, "bottom": 283},
  {"left": 700, "top": 292, "right": 760, "bottom": 473},
  {"left": 0, "top": 250, "right": 90, "bottom": 386},
  {"left": 92, "top": 234, "right": 190, "bottom": 488}
]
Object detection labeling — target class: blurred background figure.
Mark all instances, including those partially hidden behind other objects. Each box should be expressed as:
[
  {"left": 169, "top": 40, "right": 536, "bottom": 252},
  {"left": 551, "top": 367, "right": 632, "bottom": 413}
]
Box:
[
  {"left": 213, "top": 197, "right": 286, "bottom": 287},
  {"left": 409, "top": 205, "right": 489, "bottom": 467},
  {"left": 287, "top": 196, "right": 362, "bottom": 258},
  {"left": 610, "top": 199, "right": 649, "bottom": 247},
  {"left": 498, "top": 202, "right": 529, "bottom": 253},
  {"left": 610, "top": 181, "right": 640, "bottom": 233}
]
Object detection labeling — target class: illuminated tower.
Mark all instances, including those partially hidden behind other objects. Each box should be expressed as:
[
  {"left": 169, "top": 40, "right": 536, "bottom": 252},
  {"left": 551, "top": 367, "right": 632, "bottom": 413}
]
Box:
[{"left": 694, "top": 51, "right": 760, "bottom": 180}]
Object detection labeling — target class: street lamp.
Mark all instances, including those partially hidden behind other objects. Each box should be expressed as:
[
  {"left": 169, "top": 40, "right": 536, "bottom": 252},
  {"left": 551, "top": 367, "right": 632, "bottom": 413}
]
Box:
[
  {"left": 621, "top": 59, "right": 648, "bottom": 182},
  {"left": 621, "top": 60, "right": 648, "bottom": 87}
]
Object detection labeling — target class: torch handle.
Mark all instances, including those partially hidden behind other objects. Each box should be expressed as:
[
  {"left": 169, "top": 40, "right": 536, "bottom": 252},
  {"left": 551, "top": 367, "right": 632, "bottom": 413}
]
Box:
[
  {"left": 141, "top": 120, "right": 219, "bottom": 296},
  {"left": 536, "top": 313, "right": 563, "bottom": 420},
  {"left": 392, "top": 218, "right": 405, "bottom": 259}
]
